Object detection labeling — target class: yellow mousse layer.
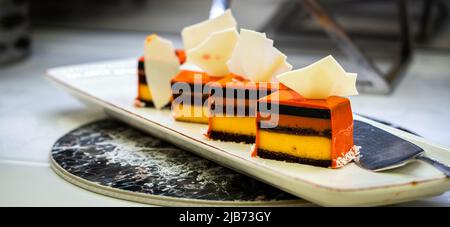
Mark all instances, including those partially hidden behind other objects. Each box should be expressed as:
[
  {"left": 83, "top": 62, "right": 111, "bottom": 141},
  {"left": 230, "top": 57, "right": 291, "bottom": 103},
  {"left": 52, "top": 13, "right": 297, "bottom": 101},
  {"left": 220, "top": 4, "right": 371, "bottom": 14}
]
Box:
[
  {"left": 138, "top": 84, "right": 153, "bottom": 101},
  {"left": 210, "top": 116, "right": 256, "bottom": 136},
  {"left": 258, "top": 131, "right": 331, "bottom": 160},
  {"left": 172, "top": 104, "right": 209, "bottom": 124}
]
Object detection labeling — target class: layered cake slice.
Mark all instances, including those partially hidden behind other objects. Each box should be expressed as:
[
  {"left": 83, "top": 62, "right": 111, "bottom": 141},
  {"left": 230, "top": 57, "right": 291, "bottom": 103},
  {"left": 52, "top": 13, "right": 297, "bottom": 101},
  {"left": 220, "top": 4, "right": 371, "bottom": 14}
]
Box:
[
  {"left": 253, "top": 55, "right": 359, "bottom": 168},
  {"left": 136, "top": 56, "right": 152, "bottom": 107},
  {"left": 135, "top": 34, "right": 183, "bottom": 109},
  {"left": 254, "top": 90, "right": 355, "bottom": 168},
  {"left": 206, "top": 76, "right": 281, "bottom": 143},
  {"left": 171, "top": 10, "right": 238, "bottom": 123},
  {"left": 171, "top": 70, "right": 223, "bottom": 123},
  {"left": 136, "top": 50, "right": 186, "bottom": 107},
  {"left": 205, "top": 29, "right": 292, "bottom": 143}
]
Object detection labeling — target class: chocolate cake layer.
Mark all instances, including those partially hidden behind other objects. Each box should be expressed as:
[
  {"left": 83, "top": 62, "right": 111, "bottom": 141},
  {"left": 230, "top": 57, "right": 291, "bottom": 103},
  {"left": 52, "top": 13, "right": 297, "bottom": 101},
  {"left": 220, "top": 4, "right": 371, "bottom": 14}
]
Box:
[
  {"left": 208, "top": 131, "right": 255, "bottom": 144},
  {"left": 138, "top": 71, "right": 147, "bottom": 84},
  {"left": 208, "top": 87, "right": 273, "bottom": 100},
  {"left": 258, "top": 103, "right": 331, "bottom": 119},
  {"left": 138, "top": 58, "right": 146, "bottom": 84},
  {"left": 210, "top": 102, "right": 256, "bottom": 117},
  {"left": 257, "top": 149, "right": 331, "bottom": 167},
  {"left": 138, "top": 59, "right": 144, "bottom": 69},
  {"left": 258, "top": 126, "right": 332, "bottom": 138}
]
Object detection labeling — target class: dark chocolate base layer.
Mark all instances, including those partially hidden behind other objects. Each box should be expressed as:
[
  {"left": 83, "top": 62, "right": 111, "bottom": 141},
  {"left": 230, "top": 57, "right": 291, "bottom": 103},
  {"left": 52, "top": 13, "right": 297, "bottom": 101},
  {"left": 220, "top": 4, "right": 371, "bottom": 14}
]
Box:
[
  {"left": 208, "top": 131, "right": 255, "bottom": 144},
  {"left": 258, "top": 104, "right": 331, "bottom": 119},
  {"left": 257, "top": 149, "right": 331, "bottom": 167},
  {"left": 138, "top": 73, "right": 147, "bottom": 84}
]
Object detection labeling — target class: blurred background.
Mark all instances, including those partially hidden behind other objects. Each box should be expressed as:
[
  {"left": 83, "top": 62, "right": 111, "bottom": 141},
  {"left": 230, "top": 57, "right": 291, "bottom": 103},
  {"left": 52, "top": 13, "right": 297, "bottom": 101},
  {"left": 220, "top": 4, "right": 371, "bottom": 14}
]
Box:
[{"left": 2, "top": 0, "right": 450, "bottom": 90}]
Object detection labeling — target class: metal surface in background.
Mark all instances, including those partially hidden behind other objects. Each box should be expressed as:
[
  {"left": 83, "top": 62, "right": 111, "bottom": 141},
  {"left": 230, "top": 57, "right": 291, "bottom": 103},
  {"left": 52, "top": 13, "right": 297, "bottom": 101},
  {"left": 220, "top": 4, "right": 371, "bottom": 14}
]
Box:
[
  {"left": 262, "top": 0, "right": 449, "bottom": 94},
  {"left": 14, "top": 0, "right": 450, "bottom": 94},
  {"left": 0, "top": 0, "right": 31, "bottom": 65},
  {"left": 209, "top": 0, "right": 230, "bottom": 18},
  {"left": 300, "top": 0, "right": 395, "bottom": 94}
]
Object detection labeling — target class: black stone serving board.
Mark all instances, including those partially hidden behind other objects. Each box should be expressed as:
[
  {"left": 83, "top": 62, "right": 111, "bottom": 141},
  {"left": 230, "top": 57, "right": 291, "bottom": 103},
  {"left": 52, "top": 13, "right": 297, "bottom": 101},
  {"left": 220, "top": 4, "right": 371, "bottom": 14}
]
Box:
[
  {"left": 50, "top": 118, "right": 423, "bottom": 206},
  {"left": 50, "top": 119, "right": 304, "bottom": 206}
]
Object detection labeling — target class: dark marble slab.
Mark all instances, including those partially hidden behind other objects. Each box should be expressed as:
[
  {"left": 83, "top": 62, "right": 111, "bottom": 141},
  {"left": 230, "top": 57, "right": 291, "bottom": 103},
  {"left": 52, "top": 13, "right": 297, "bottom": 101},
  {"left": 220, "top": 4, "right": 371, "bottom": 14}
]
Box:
[
  {"left": 51, "top": 118, "right": 423, "bottom": 203},
  {"left": 51, "top": 119, "right": 298, "bottom": 202}
]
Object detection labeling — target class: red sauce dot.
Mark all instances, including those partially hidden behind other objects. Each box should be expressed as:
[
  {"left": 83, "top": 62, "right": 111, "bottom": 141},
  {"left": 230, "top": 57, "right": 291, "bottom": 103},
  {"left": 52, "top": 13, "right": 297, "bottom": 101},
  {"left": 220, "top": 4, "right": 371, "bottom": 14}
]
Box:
[
  {"left": 215, "top": 55, "right": 221, "bottom": 60},
  {"left": 202, "top": 54, "right": 211, "bottom": 60}
]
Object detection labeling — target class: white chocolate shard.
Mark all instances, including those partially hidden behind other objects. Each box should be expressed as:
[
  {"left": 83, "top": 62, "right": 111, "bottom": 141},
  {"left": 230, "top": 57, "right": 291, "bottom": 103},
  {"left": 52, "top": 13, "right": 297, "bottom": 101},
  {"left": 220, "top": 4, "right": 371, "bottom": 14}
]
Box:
[
  {"left": 181, "top": 9, "right": 237, "bottom": 51},
  {"left": 179, "top": 62, "right": 203, "bottom": 72},
  {"left": 335, "top": 72, "right": 358, "bottom": 97},
  {"left": 226, "top": 29, "right": 292, "bottom": 82},
  {"left": 187, "top": 28, "right": 239, "bottom": 76},
  {"left": 144, "top": 34, "right": 181, "bottom": 109},
  {"left": 276, "top": 55, "right": 359, "bottom": 99}
]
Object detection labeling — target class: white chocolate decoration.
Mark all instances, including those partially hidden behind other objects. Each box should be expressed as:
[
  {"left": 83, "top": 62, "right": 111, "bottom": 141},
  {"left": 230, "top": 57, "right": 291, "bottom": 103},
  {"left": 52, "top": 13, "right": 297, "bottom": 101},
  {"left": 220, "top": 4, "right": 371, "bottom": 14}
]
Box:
[
  {"left": 227, "top": 29, "right": 292, "bottom": 82},
  {"left": 144, "top": 34, "right": 181, "bottom": 109},
  {"left": 277, "top": 55, "right": 359, "bottom": 99},
  {"left": 179, "top": 62, "right": 203, "bottom": 72},
  {"left": 182, "top": 9, "right": 237, "bottom": 51},
  {"left": 187, "top": 28, "right": 239, "bottom": 76}
]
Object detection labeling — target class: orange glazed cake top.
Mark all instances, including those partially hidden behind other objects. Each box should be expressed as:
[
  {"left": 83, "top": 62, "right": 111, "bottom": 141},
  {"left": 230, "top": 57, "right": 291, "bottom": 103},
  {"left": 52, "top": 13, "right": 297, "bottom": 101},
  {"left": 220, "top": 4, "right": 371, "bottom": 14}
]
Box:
[
  {"left": 175, "top": 50, "right": 186, "bottom": 64},
  {"left": 212, "top": 74, "right": 286, "bottom": 90},
  {"left": 207, "top": 74, "right": 288, "bottom": 91},
  {"left": 259, "top": 89, "right": 350, "bottom": 110},
  {"left": 171, "top": 70, "right": 224, "bottom": 85}
]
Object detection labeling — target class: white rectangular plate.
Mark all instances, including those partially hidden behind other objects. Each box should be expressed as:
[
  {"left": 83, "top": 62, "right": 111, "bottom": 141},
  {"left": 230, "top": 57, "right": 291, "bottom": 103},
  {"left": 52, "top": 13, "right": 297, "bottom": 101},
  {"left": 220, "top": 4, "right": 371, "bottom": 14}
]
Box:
[{"left": 47, "top": 59, "right": 450, "bottom": 206}]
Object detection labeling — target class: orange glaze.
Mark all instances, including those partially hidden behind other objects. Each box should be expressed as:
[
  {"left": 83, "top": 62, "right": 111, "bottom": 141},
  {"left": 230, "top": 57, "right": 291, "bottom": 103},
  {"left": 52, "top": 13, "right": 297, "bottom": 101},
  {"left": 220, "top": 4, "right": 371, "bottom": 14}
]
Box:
[
  {"left": 175, "top": 49, "right": 186, "bottom": 64},
  {"left": 254, "top": 89, "right": 354, "bottom": 168},
  {"left": 260, "top": 114, "right": 331, "bottom": 132},
  {"left": 171, "top": 70, "right": 224, "bottom": 86}
]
